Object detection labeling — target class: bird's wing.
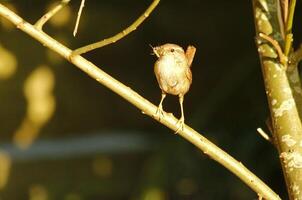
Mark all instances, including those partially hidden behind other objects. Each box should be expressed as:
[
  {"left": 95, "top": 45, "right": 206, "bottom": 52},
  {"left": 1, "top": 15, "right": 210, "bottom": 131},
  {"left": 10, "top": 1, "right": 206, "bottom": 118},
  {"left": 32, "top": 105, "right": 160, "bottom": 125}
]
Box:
[{"left": 186, "top": 67, "right": 192, "bottom": 83}]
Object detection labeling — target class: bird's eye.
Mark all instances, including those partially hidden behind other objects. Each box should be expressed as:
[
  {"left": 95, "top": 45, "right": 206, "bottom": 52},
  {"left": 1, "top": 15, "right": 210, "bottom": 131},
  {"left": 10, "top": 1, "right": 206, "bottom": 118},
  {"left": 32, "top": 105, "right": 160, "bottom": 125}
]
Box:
[{"left": 170, "top": 49, "right": 175, "bottom": 52}]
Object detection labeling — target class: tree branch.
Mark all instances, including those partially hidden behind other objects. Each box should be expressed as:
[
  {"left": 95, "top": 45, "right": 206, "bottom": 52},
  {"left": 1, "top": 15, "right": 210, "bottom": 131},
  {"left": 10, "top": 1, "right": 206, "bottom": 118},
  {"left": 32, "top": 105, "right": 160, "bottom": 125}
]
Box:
[
  {"left": 259, "top": 32, "right": 287, "bottom": 67},
  {"left": 72, "top": 0, "right": 160, "bottom": 55},
  {"left": 256, "top": 127, "right": 272, "bottom": 143},
  {"left": 253, "top": 0, "right": 302, "bottom": 199},
  {"left": 35, "top": 0, "right": 70, "bottom": 31},
  {"left": 73, "top": 0, "right": 85, "bottom": 36},
  {"left": 0, "top": 3, "right": 281, "bottom": 200},
  {"left": 284, "top": 0, "right": 296, "bottom": 56}
]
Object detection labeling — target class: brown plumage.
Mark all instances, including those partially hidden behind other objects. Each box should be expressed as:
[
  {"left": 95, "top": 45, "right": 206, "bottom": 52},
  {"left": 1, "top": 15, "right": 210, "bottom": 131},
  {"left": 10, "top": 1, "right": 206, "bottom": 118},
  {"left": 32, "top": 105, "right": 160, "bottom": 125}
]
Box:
[{"left": 152, "top": 43, "right": 196, "bottom": 132}]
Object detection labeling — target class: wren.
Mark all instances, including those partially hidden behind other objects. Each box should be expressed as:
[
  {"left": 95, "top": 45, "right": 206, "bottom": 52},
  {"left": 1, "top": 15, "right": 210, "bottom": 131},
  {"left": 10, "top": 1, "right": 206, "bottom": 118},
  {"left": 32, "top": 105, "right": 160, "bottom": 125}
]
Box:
[{"left": 152, "top": 43, "right": 196, "bottom": 132}]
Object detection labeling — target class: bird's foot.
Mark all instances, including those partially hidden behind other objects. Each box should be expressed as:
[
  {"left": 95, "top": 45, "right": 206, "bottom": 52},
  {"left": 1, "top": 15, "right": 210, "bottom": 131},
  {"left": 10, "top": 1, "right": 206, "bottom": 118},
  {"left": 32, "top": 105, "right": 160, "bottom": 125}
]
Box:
[
  {"left": 155, "top": 105, "right": 165, "bottom": 121},
  {"left": 175, "top": 117, "right": 185, "bottom": 134}
]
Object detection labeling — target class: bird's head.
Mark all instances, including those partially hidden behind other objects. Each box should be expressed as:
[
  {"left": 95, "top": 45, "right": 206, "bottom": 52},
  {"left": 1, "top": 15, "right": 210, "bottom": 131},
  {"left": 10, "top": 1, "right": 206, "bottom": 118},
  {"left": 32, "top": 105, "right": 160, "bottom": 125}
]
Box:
[{"left": 150, "top": 43, "right": 184, "bottom": 58}]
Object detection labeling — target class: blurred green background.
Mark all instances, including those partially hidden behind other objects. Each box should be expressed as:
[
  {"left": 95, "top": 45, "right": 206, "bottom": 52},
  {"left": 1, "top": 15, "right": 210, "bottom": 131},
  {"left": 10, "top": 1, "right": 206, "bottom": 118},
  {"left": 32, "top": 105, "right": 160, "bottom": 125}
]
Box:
[{"left": 2, "top": 0, "right": 302, "bottom": 199}]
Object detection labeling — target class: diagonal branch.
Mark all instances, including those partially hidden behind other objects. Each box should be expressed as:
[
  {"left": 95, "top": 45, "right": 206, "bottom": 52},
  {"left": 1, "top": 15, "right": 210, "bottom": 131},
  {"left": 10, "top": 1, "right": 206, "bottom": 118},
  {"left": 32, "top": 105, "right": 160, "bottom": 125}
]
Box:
[
  {"left": 72, "top": 0, "right": 160, "bottom": 55},
  {"left": 35, "top": 0, "right": 70, "bottom": 31},
  {"left": 0, "top": 3, "right": 281, "bottom": 200}
]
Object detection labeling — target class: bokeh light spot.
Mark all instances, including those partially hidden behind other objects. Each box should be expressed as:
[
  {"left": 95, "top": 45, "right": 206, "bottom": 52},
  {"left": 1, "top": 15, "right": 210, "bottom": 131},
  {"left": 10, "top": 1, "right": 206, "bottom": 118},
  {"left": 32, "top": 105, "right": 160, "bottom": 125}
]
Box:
[
  {"left": 24, "top": 65, "right": 55, "bottom": 125},
  {"left": 64, "top": 193, "right": 82, "bottom": 200},
  {"left": 0, "top": 45, "right": 17, "bottom": 80},
  {"left": 143, "top": 188, "right": 166, "bottom": 200},
  {"left": 0, "top": 151, "right": 11, "bottom": 190},
  {"left": 13, "top": 66, "right": 55, "bottom": 149},
  {"left": 176, "top": 178, "right": 197, "bottom": 196},
  {"left": 92, "top": 156, "right": 113, "bottom": 178},
  {"left": 29, "top": 184, "right": 48, "bottom": 200}
]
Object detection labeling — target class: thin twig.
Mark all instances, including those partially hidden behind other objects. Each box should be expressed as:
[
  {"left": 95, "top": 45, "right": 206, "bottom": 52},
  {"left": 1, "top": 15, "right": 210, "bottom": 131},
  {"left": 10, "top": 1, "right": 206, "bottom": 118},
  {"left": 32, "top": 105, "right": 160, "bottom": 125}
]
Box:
[
  {"left": 284, "top": 33, "right": 293, "bottom": 56},
  {"left": 73, "top": 0, "right": 85, "bottom": 37},
  {"left": 256, "top": 128, "right": 271, "bottom": 142},
  {"left": 35, "top": 0, "right": 70, "bottom": 30},
  {"left": 259, "top": 33, "right": 287, "bottom": 67},
  {"left": 281, "top": 0, "right": 288, "bottom": 24},
  {"left": 286, "top": 0, "right": 296, "bottom": 30},
  {"left": 72, "top": 0, "right": 160, "bottom": 55},
  {"left": 284, "top": 0, "right": 296, "bottom": 56},
  {"left": 0, "top": 4, "right": 280, "bottom": 200}
]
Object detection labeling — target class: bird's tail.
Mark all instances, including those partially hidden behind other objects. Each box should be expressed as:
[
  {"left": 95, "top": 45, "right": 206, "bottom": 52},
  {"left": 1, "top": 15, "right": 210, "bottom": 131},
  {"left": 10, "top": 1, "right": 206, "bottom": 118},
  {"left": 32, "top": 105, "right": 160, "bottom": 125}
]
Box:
[{"left": 185, "top": 45, "right": 196, "bottom": 67}]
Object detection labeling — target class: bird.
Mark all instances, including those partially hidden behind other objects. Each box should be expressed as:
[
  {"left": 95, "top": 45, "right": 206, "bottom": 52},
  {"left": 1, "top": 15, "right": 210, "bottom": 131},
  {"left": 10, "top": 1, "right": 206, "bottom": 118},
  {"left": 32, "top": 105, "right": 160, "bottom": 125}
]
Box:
[{"left": 152, "top": 43, "right": 196, "bottom": 133}]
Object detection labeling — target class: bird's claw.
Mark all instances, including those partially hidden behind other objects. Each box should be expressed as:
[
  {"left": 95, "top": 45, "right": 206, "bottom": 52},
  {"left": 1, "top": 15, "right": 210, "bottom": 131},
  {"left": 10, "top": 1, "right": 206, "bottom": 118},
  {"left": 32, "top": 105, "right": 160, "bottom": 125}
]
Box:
[
  {"left": 155, "top": 105, "right": 165, "bottom": 121},
  {"left": 175, "top": 117, "right": 185, "bottom": 134}
]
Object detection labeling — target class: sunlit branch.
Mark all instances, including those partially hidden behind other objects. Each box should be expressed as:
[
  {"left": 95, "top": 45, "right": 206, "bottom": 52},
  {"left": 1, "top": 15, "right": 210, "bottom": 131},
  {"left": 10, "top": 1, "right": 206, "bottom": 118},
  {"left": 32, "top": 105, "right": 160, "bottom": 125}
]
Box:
[
  {"left": 73, "top": 0, "right": 85, "bottom": 36},
  {"left": 35, "top": 0, "right": 70, "bottom": 30},
  {"left": 259, "top": 33, "right": 287, "bottom": 67},
  {"left": 256, "top": 128, "right": 271, "bottom": 142},
  {"left": 281, "top": 0, "right": 289, "bottom": 23},
  {"left": 253, "top": 1, "right": 302, "bottom": 199},
  {"left": 284, "top": 0, "right": 296, "bottom": 56}
]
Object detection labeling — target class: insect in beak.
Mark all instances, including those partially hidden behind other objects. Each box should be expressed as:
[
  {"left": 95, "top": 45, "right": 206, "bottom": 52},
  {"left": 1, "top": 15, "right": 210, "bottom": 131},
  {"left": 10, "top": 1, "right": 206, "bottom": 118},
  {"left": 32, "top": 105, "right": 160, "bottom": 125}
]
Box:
[{"left": 149, "top": 44, "right": 159, "bottom": 57}]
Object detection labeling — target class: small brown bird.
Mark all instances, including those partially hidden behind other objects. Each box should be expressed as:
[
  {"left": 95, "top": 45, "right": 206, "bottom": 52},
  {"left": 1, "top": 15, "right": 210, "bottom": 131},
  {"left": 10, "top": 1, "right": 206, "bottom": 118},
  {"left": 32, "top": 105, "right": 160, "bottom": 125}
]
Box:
[{"left": 152, "top": 43, "right": 196, "bottom": 132}]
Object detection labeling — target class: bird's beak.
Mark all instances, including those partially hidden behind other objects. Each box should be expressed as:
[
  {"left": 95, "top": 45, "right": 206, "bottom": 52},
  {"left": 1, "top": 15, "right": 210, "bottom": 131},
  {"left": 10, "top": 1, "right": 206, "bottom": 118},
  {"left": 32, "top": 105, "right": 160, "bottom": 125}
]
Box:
[{"left": 149, "top": 44, "right": 160, "bottom": 57}]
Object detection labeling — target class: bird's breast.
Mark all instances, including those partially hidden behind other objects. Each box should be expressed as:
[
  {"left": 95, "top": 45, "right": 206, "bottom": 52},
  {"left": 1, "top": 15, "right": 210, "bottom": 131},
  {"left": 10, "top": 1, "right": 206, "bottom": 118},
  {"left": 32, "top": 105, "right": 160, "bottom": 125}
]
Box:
[
  {"left": 155, "top": 55, "right": 186, "bottom": 76},
  {"left": 154, "top": 54, "right": 191, "bottom": 96}
]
